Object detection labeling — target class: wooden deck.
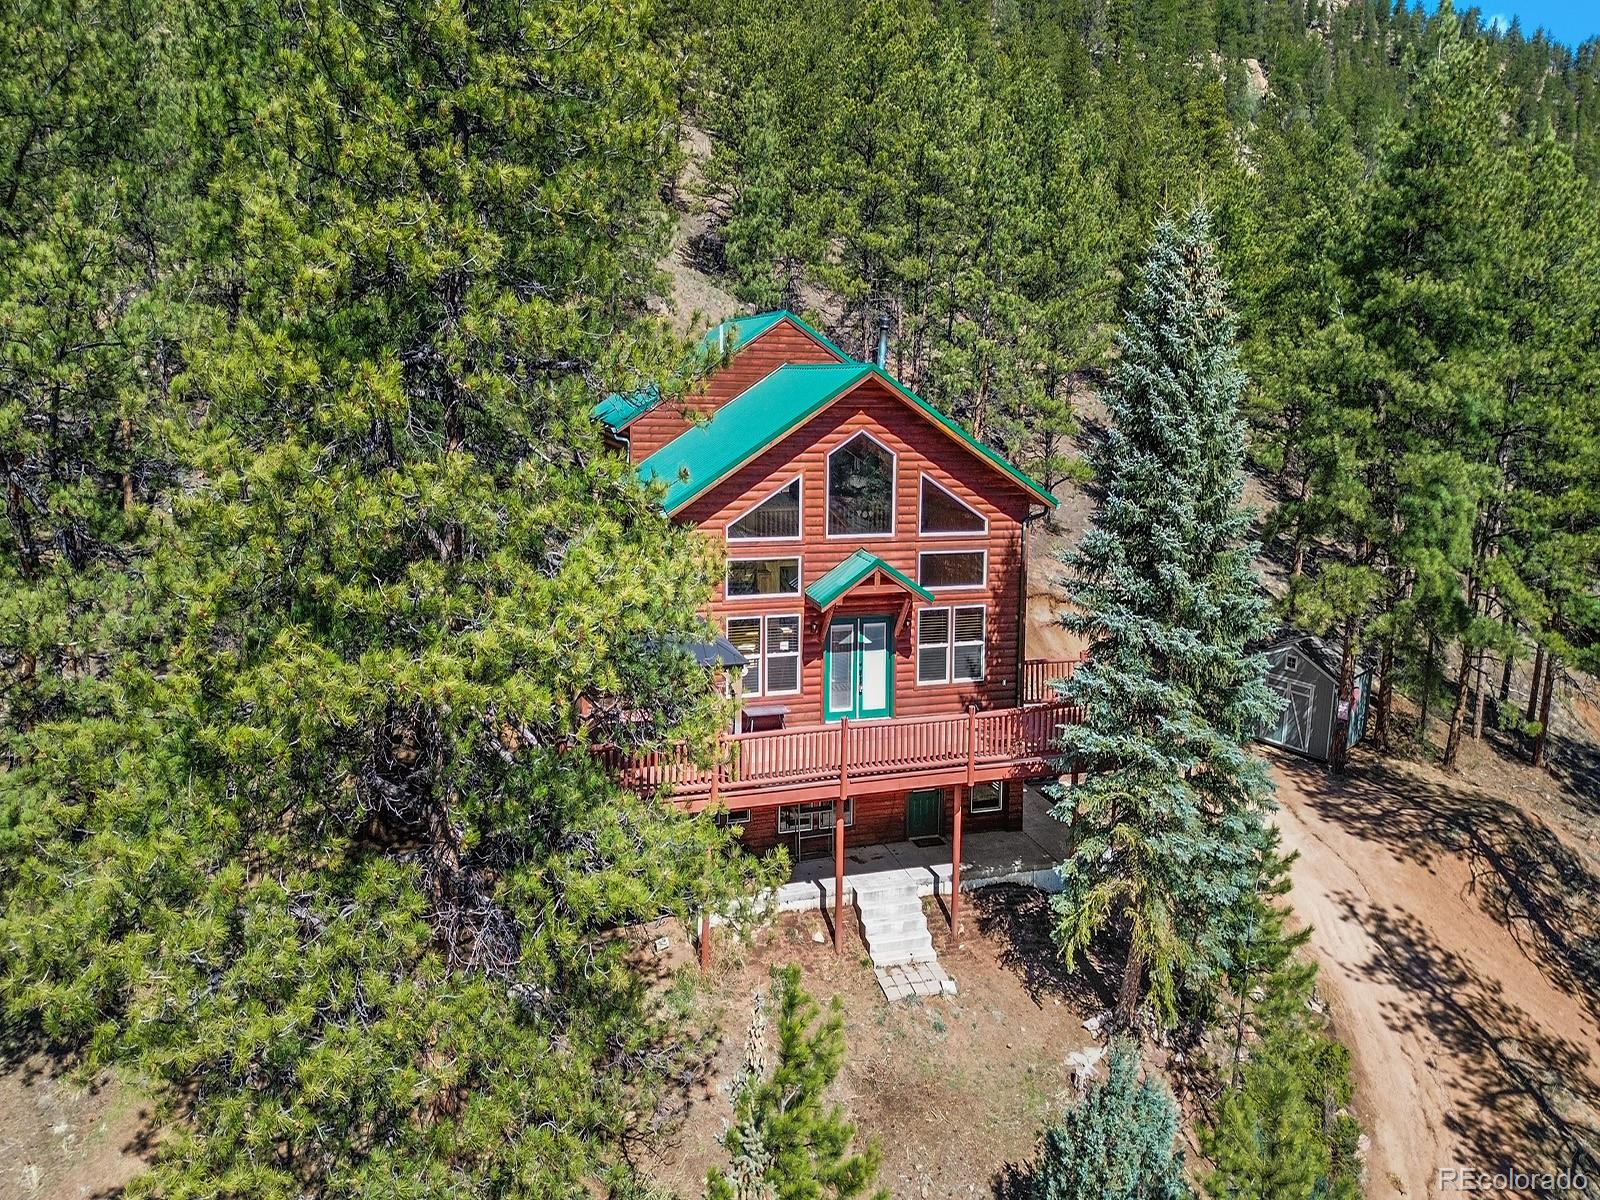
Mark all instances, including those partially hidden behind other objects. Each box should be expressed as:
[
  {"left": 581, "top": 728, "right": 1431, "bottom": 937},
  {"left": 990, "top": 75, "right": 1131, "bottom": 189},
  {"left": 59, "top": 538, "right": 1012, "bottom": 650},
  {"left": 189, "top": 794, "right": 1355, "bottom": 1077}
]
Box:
[{"left": 613, "top": 702, "right": 1080, "bottom": 808}]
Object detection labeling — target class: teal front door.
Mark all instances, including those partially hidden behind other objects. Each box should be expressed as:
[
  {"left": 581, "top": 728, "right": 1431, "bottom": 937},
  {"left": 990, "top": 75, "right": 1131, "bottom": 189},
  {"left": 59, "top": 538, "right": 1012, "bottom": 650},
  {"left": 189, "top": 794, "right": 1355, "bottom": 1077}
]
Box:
[
  {"left": 906, "top": 788, "right": 942, "bottom": 839},
  {"left": 824, "top": 615, "right": 893, "bottom": 721}
]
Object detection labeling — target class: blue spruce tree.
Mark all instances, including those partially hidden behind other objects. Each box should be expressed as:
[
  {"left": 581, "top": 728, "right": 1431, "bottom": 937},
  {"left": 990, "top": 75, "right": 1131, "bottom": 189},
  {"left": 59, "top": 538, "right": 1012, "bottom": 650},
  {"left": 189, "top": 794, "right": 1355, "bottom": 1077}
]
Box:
[
  {"left": 1051, "top": 205, "right": 1280, "bottom": 1030},
  {"left": 1031, "top": 1038, "right": 1189, "bottom": 1200}
]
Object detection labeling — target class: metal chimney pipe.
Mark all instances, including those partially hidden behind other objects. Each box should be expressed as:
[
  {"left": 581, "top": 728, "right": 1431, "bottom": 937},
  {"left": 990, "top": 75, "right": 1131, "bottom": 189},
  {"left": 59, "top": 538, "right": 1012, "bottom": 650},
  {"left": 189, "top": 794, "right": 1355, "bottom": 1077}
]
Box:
[{"left": 875, "top": 313, "right": 890, "bottom": 369}]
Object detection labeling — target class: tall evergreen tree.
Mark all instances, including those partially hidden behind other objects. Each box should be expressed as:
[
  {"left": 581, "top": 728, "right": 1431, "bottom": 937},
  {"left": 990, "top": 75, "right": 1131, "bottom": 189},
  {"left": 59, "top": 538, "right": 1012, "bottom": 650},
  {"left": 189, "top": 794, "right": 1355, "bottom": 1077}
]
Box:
[
  {"left": 2, "top": 0, "right": 774, "bottom": 1194},
  {"left": 1051, "top": 206, "right": 1279, "bottom": 1029}
]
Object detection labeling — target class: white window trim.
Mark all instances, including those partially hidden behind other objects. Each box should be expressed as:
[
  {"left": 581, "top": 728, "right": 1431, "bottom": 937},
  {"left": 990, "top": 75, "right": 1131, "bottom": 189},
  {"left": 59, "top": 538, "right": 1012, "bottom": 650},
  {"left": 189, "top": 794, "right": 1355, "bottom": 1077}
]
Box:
[
  {"left": 726, "top": 554, "right": 803, "bottom": 601},
  {"left": 952, "top": 603, "right": 986, "bottom": 683},
  {"left": 917, "top": 603, "right": 987, "bottom": 685},
  {"left": 726, "top": 476, "right": 804, "bottom": 543},
  {"left": 778, "top": 798, "right": 855, "bottom": 834},
  {"left": 916, "top": 606, "right": 951, "bottom": 685},
  {"left": 825, "top": 429, "right": 897, "bottom": 541},
  {"left": 727, "top": 612, "right": 802, "bottom": 697},
  {"left": 918, "top": 473, "right": 989, "bottom": 538},
  {"left": 718, "top": 808, "right": 753, "bottom": 826},
  {"left": 761, "top": 612, "right": 802, "bottom": 697},
  {"left": 968, "top": 781, "right": 1004, "bottom": 814},
  {"left": 917, "top": 548, "right": 988, "bottom": 592}
]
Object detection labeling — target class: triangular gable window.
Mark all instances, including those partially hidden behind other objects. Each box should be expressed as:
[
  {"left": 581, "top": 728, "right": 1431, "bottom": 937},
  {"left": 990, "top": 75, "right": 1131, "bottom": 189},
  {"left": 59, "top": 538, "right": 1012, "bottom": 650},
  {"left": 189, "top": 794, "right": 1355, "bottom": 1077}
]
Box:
[
  {"left": 919, "top": 475, "right": 986, "bottom": 535},
  {"left": 728, "top": 478, "right": 801, "bottom": 540}
]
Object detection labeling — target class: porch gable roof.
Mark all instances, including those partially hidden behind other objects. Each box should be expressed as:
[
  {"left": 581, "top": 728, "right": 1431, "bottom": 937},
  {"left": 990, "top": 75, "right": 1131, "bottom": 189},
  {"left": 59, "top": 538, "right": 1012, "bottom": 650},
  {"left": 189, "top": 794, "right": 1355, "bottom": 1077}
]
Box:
[{"left": 806, "top": 549, "right": 934, "bottom": 609}]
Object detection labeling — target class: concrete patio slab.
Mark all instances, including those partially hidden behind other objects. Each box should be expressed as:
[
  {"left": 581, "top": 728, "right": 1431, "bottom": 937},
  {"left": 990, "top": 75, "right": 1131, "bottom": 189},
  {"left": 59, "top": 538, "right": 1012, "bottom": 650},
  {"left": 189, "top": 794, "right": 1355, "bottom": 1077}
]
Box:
[{"left": 772, "top": 783, "right": 1069, "bottom": 914}]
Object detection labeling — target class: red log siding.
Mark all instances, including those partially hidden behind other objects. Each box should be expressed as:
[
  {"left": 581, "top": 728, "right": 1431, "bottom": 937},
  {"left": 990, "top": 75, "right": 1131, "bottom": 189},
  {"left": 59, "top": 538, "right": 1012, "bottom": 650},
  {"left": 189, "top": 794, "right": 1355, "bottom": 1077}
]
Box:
[
  {"left": 679, "top": 374, "right": 1036, "bottom": 728},
  {"left": 727, "top": 782, "right": 1022, "bottom": 857},
  {"left": 626, "top": 319, "right": 846, "bottom": 461}
]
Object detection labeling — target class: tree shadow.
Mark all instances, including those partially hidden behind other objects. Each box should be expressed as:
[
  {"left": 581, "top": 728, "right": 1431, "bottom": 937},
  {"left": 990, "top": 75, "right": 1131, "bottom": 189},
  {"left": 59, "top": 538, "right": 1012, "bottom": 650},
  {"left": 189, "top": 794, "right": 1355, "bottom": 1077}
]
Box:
[
  {"left": 969, "top": 884, "right": 1114, "bottom": 1014},
  {"left": 1278, "top": 753, "right": 1600, "bottom": 1026},
  {"left": 990, "top": 1160, "right": 1034, "bottom": 1199},
  {"left": 1335, "top": 891, "right": 1600, "bottom": 1172}
]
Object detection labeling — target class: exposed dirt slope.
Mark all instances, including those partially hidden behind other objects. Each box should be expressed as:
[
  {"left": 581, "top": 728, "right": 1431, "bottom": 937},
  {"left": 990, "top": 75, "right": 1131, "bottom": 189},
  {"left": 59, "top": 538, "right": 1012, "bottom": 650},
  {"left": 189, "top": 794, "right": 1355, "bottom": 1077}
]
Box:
[{"left": 1271, "top": 750, "right": 1600, "bottom": 1196}]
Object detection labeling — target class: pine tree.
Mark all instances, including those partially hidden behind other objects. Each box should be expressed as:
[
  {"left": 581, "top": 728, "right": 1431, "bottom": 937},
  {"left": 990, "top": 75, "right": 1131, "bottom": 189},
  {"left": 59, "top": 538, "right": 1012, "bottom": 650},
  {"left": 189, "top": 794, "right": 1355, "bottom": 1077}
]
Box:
[
  {"left": 707, "top": 966, "right": 887, "bottom": 1200},
  {"left": 1030, "top": 1038, "right": 1190, "bottom": 1200},
  {"left": 1051, "top": 205, "right": 1279, "bottom": 1029},
  {"left": 2, "top": 0, "right": 776, "bottom": 1193}
]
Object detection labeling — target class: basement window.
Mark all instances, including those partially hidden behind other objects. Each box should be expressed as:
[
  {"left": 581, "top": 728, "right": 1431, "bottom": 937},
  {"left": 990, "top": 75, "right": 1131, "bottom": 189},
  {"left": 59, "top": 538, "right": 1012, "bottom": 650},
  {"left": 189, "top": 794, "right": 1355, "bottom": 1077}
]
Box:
[
  {"left": 777, "top": 799, "right": 854, "bottom": 834},
  {"left": 969, "top": 782, "right": 1004, "bottom": 814}
]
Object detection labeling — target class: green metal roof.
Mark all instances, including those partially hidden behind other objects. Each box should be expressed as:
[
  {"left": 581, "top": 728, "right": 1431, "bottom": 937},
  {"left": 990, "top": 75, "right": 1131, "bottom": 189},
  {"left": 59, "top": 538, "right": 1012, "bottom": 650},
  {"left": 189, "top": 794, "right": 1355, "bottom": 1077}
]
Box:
[
  {"left": 591, "top": 310, "right": 850, "bottom": 432},
  {"left": 638, "top": 363, "right": 871, "bottom": 511},
  {"left": 806, "top": 549, "right": 934, "bottom": 608},
  {"left": 637, "top": 361, "right": 1057, "bottom": 514},
  {"left": 592, "top": 384, "right": 659, "bottom": 431},
  {"left": 695, "top": 309, "right": 852, "bottom": 362}
]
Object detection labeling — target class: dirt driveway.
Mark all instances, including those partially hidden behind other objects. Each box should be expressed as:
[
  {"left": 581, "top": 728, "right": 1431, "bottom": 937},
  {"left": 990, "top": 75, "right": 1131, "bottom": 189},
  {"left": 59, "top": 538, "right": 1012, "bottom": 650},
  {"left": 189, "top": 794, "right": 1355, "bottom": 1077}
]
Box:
[{"left": 1270, "top": 750, "right": 1600, "bottom": 1197}]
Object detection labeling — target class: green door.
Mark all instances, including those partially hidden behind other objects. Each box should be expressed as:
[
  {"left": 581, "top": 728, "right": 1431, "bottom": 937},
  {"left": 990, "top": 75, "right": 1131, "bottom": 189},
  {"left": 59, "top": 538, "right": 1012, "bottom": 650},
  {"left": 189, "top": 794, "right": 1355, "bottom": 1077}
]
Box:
[
  {"left": 824, "top": 616, "right": 893, "bottom": 721},
  {"left": 906, "top": 789, "right": 942, "bottom": 839}
]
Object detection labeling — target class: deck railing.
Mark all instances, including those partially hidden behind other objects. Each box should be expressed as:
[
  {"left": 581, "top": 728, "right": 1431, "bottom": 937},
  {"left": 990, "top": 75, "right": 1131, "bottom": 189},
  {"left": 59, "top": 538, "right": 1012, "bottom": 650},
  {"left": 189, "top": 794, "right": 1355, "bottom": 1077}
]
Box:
[
  {"left": 1021, "top": 656, "right": 1082, "bottom": 706},
  {"left": 604, "top": 699, "right": 1082, "bottom": 804}
]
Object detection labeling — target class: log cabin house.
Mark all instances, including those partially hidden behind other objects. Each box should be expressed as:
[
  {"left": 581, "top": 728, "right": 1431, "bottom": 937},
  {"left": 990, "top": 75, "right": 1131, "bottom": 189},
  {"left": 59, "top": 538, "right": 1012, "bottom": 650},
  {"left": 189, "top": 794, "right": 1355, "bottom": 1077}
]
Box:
[{"left": 597, "top": 311, "right": 1080, "bottom": 947}]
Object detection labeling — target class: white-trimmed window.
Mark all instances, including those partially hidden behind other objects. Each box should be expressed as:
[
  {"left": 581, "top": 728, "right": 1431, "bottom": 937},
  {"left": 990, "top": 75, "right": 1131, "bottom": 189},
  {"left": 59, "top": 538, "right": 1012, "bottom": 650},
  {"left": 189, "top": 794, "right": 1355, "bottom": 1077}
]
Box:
[
  {"left": 952, "top": 605, "right": 985, "bottom": 682},
  {"left": 727, "top": 557, "right": 800, "bottom": 598},
  {"left": 728, "top": 478, "right": 801, "bottom": 541},
  {"left": 827, "top": 432, "right": 895, "bottom": 537},
  {"left": 919, "top": 475, "right": 987, "bottom": 536},
  {"left": 918, "top": 549, "right": 986, "bottom": 590},
  {"left": 717, "top": 808, "right": 753, "bottom": 828},
  {"left": 917, "top": 604, "right": 986, "bottom": 684},
  {"left": 778, "top": 799, "right": 854, "bottom": 834},
  {"left": 969, "top": 781, "right": 1004, "bottom": 814},
  {"left": 917, "top": 608, "right": 951, "bottom": 684},
  {"left": 727, "top": 614, "right": 801, "bottom": 696}
]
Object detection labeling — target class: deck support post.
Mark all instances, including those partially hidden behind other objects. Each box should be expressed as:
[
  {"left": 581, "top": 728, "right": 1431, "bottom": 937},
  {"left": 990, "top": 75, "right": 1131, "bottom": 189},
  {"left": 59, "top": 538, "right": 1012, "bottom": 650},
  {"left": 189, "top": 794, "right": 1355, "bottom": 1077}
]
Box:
[
  {"left": 699, "top": 741, "right": 723, "bottom": 971},
  {"left": 834, "top": 717, "right": 849, "bottom": 955},
  {"left": 953, "top": 707, "right": 976, "bottom": 934}
]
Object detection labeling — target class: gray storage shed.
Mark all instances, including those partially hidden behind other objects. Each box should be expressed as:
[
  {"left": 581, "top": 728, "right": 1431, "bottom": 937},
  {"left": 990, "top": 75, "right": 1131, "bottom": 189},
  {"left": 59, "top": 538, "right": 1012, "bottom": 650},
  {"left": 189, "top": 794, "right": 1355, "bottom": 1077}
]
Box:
[{"left": 1256, "top": 629, "right": 1374, "bottom": 762}]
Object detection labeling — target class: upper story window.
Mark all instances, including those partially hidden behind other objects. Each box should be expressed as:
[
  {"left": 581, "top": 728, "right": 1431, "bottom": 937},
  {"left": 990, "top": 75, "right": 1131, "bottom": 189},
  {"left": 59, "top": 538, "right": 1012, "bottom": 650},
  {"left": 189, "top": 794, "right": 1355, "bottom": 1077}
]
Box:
[
  {"left": 728, "top": 557, "right": 800, "bottom": 598},
  {"left": 919, "top": 549, "right": 986, "bottom": 590},
  {"left": 828, "top": 433, "right": 895, "bottom": 537},
  {"left": 727, "top": 613, "right": 801, "bottom": 696},
  {"left": 919, "top": 475, "right": 987, "bottom": 536},
  {"left": 917, "top": 604, "right": 986, "bottom": 684},
  {"left": 728, "top": 478, "right": 801, "bottom": 541}
]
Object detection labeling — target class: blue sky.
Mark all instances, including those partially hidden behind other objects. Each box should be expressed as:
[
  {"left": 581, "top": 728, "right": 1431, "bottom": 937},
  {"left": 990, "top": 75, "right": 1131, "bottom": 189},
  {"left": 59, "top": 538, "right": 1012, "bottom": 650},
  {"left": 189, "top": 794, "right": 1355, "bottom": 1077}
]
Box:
[{"left": 1422, "top": 0, "right": 1599, "bottom": 47}]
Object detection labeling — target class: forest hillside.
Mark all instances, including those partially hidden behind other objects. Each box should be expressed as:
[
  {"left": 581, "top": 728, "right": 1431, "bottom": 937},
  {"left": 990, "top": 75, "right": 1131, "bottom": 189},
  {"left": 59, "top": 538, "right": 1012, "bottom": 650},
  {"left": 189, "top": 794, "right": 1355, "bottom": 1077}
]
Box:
[{"left": 685, "top": 0, "right": 1600, "bottom": 768}]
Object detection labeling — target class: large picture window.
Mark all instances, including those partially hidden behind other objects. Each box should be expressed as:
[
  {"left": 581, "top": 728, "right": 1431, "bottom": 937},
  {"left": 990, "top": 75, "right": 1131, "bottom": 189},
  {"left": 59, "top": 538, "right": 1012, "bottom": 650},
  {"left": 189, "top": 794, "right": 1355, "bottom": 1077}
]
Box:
[
  {"left": 827, "top": 432, "right": 895, "bottom": 537},
  {"left": 917, "top": 604, "right": 986, "bottom": 684},
  {"left": 728, "top": 478, "right": 801, "bottom": 540},
  {"left": 727, "top": 614, "right": 801, "bottom": 696},
  {"left": 919, "top": 475, "right": 987, "bottom": 535},
  {"left": 918, "top": 550, "right": 986, "bottom": 590},
  {"left": 727, "top": 557, "right": 800, "bottom": 597}
]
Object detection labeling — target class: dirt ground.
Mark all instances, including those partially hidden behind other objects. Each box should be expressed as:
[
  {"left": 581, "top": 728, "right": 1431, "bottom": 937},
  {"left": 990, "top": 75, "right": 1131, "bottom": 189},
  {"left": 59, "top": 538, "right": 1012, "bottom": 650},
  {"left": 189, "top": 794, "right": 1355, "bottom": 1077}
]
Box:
[
  {"left": 641, "top": 887, "right": 1111, "bottom": 1200},
  {"left": 0, "top": 1045, "right": 153, "bottom": 1200},
  {"left": 1270, "top": 744, "right": 1600, "bottom": 1196}
]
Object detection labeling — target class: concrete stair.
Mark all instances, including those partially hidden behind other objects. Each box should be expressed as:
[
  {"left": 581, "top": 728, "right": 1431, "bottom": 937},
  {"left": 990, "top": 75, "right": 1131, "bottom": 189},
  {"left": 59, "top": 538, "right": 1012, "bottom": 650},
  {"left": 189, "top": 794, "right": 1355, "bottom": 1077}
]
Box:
[
  {"left": 854, "top": 883, "right": 935, "bottom": 967},
  {"left": 853, "top": 882, "right": 955, "bottom": 1000}
]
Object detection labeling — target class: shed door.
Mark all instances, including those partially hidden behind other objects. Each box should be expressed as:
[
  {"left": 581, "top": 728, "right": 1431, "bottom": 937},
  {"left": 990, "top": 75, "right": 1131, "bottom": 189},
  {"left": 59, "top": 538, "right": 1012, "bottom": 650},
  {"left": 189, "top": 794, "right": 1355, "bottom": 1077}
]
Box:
[{"left": 1271, "top": 678, "right": 1317, "bottom": 755}]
